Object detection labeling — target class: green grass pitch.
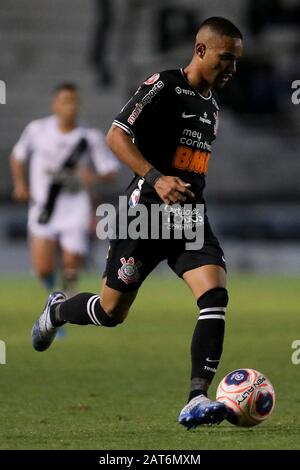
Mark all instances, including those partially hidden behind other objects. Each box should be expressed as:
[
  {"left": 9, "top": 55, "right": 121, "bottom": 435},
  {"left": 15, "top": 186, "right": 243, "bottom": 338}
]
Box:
[{"left": 0, "top": 273, "right": 299, "bottom": 450}]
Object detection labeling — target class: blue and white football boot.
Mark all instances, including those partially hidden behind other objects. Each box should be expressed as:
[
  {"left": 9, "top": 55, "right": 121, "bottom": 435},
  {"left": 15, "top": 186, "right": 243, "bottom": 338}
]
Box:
[
  {"left": 178, "top": 394, "right": 228, "bottom": 429},
  {"left": 31, "top": 291, "right": 66, "bottom": 352}
]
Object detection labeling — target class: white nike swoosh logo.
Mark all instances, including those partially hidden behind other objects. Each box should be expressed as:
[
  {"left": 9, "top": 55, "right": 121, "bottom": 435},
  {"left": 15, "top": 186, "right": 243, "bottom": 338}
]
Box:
[
  {"left": 182, "top": 112, "right": 197, "bottom": 119},
  {"left": 206, "top": 357, "right": 220, "bottom": 363}
]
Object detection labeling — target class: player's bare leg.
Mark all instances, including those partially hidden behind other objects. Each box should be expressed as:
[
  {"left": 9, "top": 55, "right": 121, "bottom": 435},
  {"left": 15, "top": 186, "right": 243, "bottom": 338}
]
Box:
[
  {"left": 61, "top": 250, "right": 83, "bottom": 297},
  {"left": 31, "top": 236, "right": 57, "bottom": 291},
  {"left": 100, "top": 278, "right": 138, "bottom": 323},
  {"left": 178, "top": 265, "right": 228, "bottom": 428},
  {"left": 183, "top": 264, "right": 226, "bottom": 300}
]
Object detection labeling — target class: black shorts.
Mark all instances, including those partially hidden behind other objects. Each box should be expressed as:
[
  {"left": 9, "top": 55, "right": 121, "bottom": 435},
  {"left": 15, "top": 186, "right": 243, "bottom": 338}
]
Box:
[{"left": 103, "top": 215, "right": 226, "bottom": 292}]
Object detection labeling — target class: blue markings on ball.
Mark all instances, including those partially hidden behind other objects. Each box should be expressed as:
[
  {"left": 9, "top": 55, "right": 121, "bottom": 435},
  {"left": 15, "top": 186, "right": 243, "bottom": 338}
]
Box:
[
  {"left": 255, "top": 391, "right": 274, "bottom": 416},
  {"left": 225, "top": 369, "right": 249, "bottom": 386}
]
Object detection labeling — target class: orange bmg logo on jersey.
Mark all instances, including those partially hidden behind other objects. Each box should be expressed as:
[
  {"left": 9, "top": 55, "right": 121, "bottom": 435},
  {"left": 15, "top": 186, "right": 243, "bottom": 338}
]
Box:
[{"left": 172, "top": 146, "right": 211, "bottom": 175}]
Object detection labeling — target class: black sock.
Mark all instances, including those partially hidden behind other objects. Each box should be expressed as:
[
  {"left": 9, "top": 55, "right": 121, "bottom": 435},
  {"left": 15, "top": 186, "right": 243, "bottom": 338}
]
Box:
[
  {"left": 50, "top": 303, "right": 66, "bottom": 327},
  {"left": 189, "top": 287, "right": 228, "bottom": 398},
  {"left": 188, "top": 389, "right": 208, "bottom": 402},
  {"left": 50, "top": 292, "right": 121, "bottom": 327}
]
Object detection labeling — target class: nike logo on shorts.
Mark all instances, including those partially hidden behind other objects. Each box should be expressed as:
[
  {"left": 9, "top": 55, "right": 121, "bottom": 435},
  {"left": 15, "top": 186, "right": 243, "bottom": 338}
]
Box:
[{"left": 206, "top": 357, "right": 220, "bottom": 363}]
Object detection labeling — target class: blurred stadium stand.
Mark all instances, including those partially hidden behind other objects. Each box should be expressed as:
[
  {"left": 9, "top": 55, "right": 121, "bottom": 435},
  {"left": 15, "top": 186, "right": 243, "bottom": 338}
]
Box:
[{"left": 1, "top": 0, "right": 300, "bottom": 273}]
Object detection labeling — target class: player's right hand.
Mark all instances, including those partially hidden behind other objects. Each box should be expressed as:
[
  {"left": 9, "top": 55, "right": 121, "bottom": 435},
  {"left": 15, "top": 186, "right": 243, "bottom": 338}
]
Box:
[
  {"left": 154, "top": 176, "right": 195, "bottom": 204},
  {"left": 13, "top": 184, "right": 30, "bottom": 202}
]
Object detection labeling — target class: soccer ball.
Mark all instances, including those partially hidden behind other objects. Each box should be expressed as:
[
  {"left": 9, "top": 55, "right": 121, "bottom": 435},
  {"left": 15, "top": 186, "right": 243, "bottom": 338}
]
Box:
[{"left": 216, "top": 368, "right": 275, "bottom": 427}]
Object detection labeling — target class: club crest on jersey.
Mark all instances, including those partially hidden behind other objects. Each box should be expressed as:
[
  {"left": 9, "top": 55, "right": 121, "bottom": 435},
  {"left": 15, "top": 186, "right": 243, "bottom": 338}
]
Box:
[
  {"left": 118, "top": 257, "right": 142, "bottom": 284},
  {"left": 199, "top": 112, "right": 211, "bottom": 125},
  {"left": 128, "top": 188, "right": 141, "bottom": 208},
  {"left": 144, "top": 73, "right": 160, "bottom": 85}
]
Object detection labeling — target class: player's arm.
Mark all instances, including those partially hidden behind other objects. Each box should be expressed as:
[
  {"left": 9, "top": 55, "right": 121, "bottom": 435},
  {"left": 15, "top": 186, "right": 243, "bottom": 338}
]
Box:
[
  {"left": 10, "top": 122, "right": 34, "bottom": 202},
  {"left": 107, "top": 125, "right": 194, "bottom": 204},
  {"left": 10, "top": 153, "right": 30, "bottom": 202},
  {"left": 107, "top": 73, "right": 194, "bottom": 204},
  {"left": 106, "top": 124, "right": 151, "bottom": 178}
]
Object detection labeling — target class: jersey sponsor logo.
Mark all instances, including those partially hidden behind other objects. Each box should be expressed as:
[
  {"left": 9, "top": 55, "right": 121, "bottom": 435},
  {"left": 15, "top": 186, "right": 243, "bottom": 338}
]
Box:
[
  {"left": 199, "top": 112, "right": 211, "bottom": 125},
  {"left": 182, "top": 112, "right": 197, "bottom": 119},
  {"left": 212, "top": 97, "right": 220, "bottom": 111},
  {"left": 127, "top": 81, "right": 165, "bottom": 125},
  {"left": 144, "top": 73, "right": 160, "bottom": 85},
  {"left": 213, "top": 111, "right": 219, "bottom": 136},
  {"left": 127, "top": 103, "right": 143, "bottom": 125},
  {"left": 175, "top": 87, "right": 195, "bottom": 96},
  {"left": 180, "top": 129, "right": 212, "bottom": 152},
  {"left": 173, "top": 145, "right": 211, "bottom": 175},
  {"left": 118, "top": 257, "right": 142, "bottom": 284},
  {"left": 164, "top": 205, "right": 204, "bottom": 230}
]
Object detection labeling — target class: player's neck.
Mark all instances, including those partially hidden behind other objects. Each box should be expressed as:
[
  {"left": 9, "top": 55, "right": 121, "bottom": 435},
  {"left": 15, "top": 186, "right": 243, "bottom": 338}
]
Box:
[
  {"left": 182, "top": 65, "right": 211, "bottom": 98},
  {"left": 57, "top": 119, "right": 77, "bottom": 134}
]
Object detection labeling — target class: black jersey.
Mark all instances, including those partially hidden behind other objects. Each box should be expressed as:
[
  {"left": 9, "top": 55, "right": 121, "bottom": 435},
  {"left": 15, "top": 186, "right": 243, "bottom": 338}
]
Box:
[{"left": 114, "top": 68, "right": 220, "bottom": 203}]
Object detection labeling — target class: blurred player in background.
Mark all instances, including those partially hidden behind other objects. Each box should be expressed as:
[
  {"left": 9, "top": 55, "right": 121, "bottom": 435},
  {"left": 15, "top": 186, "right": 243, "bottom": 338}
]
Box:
[
  {"left": 11, "top": 83, "right": 119, "bottom": 297},
  {"left": 31, "top": 18, "right": 243, "bottom": 429}
]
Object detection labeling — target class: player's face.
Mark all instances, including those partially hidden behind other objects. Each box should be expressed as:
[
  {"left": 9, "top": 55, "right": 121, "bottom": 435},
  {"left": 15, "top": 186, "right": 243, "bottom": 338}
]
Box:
[
  {"left": 199, "top": 36, "right": 243, "bottom": 88},
  {"left": 52, "top": 90, "right": 79, "bottom": 123}
]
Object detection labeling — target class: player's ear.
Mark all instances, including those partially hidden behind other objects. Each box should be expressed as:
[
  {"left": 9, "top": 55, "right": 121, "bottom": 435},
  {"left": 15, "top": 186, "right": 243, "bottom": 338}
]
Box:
[{"left": 196, "top": 43, "right": 206, "bottom": 59}]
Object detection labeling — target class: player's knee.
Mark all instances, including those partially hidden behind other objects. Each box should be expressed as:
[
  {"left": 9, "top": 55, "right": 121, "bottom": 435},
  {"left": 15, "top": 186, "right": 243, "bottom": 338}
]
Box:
[
  {"left": 105, "top": 306, "right": 129, "bottom": 325},
  {"left": 101, "top": 315, "right": 124, "bottom": 327},
  {"left": 92, "top": 299, "right": 126, "bottom": 328},
  {"left": 197, "top": 287, "right": 229, "bottom": 309},
  {"left": 100, "top": 297, "right": 132, "bottom": 325}
]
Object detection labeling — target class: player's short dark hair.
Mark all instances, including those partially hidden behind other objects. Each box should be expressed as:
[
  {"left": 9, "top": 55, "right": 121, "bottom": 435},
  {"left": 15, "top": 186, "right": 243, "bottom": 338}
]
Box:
[
  {"left": 53, "top": 83, "right": 78, "bottom": 95},
  {"left": 199, "top": 17, "right": 243, "bottom": 40}
]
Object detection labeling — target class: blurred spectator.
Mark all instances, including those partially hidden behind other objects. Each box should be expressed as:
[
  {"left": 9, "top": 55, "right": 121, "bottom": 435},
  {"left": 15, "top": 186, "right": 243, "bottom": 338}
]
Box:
[
  {"left": 156, "top": 4, "right": 198, "bottom": 52},
  {"left": 89, "top": 0, "right": 114, "bottom": 87},
  {"left": 248, "top": 0, "right": 300, "bottom": 36}
]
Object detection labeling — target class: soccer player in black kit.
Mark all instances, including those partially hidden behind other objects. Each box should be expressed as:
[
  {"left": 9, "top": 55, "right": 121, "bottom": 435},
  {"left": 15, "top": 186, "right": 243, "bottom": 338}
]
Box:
[{"left": 32, "top": 17, "right": 244, "bottom": 429}]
